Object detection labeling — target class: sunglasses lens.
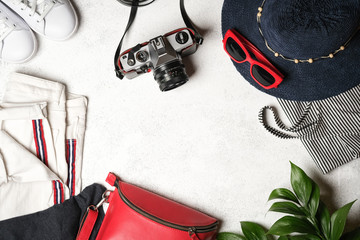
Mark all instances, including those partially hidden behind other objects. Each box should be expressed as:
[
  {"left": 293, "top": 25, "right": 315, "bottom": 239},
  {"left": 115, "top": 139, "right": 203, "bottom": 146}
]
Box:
[
  {"left": 226, "top": 37, "right": 246, "bottom": 61},
  {"left": 252, "top": 65, "right": 275, "bottom": 87}
]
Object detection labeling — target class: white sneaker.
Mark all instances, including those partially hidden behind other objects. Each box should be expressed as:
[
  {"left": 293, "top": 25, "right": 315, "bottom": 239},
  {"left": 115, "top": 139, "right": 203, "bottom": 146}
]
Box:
[
  {"left": 0, "top": 1, "right": 37, "bottom": 63},
  {"left": 1, "top": 0, "right": 78, "bottom": 41}
]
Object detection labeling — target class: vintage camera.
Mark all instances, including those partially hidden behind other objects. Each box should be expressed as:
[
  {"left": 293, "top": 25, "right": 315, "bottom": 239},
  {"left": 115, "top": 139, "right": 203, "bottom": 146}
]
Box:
[{"left": 118, "top": 28, "right": 200, "bottom": 91}]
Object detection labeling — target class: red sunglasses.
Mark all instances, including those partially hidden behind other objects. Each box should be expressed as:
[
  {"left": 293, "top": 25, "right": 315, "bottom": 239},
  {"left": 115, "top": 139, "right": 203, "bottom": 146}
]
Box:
[{"left": 223, "top": 29, "right": 284, "bottom": 89}]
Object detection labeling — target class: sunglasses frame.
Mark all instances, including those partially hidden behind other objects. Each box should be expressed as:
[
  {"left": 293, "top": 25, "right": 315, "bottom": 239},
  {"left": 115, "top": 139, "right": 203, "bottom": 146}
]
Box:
[{"left": 223, "top": 29, "right": 284, "bottom": 89}]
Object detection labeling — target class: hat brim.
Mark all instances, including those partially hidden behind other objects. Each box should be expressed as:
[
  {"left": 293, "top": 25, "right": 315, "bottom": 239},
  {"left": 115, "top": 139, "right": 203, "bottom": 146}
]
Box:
[{"left": 221, "top": 0, "right": 360, "bottom": 101}]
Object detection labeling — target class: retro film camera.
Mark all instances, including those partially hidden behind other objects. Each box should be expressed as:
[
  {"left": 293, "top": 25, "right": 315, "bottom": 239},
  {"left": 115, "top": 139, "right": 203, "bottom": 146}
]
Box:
[{"left": 117, "top": 28, "right": 201, "bottom": 91}]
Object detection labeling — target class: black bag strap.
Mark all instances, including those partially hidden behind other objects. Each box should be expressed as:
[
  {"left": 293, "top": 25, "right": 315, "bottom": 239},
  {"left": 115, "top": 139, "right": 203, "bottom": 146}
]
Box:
[
  {"left": 258, "top": 103, "right": 320, "bottom": 139},
  {"left": 114, "top": 0, "right": 203, "bottom": 79}
]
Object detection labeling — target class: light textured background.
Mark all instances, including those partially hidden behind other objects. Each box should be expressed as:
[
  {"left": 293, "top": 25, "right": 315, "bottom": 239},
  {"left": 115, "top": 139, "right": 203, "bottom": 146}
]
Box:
[{"left": 1, "top": 0, "right": 360, "bottom": 234}]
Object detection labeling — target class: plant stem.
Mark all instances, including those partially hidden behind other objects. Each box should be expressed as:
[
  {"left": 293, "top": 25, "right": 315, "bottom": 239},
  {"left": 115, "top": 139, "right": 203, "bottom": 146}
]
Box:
[
  {"left": 302, "top": 204, "right": 327, "bottom": 240},
  {"left": 308, "top": 216, "right": 327, "bottom": 240}
]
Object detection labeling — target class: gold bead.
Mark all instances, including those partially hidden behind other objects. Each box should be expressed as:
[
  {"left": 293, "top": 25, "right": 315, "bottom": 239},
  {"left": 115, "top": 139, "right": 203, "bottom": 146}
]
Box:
[
  {"left": 274, "top": 52, "right": 279, "bottom": 57},
  {"left": 294, "top": 59, "right": 299, "bottom": 64},
  {"left": 257, "top": 12, "right": 262, "bottom": 17},
  {"left": 329, "top": 53, "right": 334, "bottom": 58},
  {"left": 258, "top": 7, "right": 263, "bottom": 12},
  {"left": 308, "top": 58, "right": 313, "bottom": 63},
  {"left": 340, "top": 46, "right": 345, "bottom": 50}
]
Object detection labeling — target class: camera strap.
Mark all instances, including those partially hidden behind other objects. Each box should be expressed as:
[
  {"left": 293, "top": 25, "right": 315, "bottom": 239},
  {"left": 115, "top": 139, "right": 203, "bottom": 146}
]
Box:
[
  {"left": 180, "top": 0, "right": 203, "bottom": 45},
  {"left": 114, "top": 0, "right": 203, "bottom": 79}
]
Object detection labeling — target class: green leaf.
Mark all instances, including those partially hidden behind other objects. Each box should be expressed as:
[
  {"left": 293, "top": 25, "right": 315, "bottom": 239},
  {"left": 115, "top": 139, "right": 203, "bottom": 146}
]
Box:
[
  {"left": 316, "top": 201, "right": 330, "bottom": 239},
  {"left": 307, "top": 180, "right": 320, "bottom": 217},
  {"left": 280, "top": 236, "right": 321, "bottom": 240},
  {"left": 290, "top": 162, "right": 313, "bottom": 206},
  {"left": 330, "top": 200, "right": 356, "bottom": 240},
  {"left": 267, "top": 216, "right": 318, "bottom": 236},
  {"left": 217, "top": 232, "right": 246, "bottom": 240},
  {"left": 241, "top": 222, "right": 267, "bottom": 240},
  {"left": 268, "top": 188, "right": 299, "bottom": 203},
  {"left": 269, "top": 202, "right": 306, "bottom": 216},
  {"left": 341, "top": 227, "right": 360, "bottom": 240},
  {"left": 285, "top": 235, "right": 321, "bottom": 240}
]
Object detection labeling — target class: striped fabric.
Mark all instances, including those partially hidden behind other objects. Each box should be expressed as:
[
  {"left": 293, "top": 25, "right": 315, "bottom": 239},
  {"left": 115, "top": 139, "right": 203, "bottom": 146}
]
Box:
[
  {"left": 52, "top": 180, "right": 65, "bottom": 205},
  {"left": 260, "top": 85, "right": 360, "bottom": 174},
  {"left": 66, "top": 139, "right": 77, "bottom": 196},
  {"left": 32, "top": 119, "right": 48, "bottom": 166}
]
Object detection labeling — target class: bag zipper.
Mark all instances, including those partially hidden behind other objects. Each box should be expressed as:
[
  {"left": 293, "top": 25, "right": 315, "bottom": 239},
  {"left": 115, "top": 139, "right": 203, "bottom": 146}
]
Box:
[{"left": 114, "top": 181, "right": 218, "bottom": 234}]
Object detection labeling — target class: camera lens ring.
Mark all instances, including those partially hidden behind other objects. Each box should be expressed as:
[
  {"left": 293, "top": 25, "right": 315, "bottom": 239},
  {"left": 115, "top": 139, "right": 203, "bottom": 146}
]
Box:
[{"left": 153, "top": 60, "right": 189, "bottom": 91}]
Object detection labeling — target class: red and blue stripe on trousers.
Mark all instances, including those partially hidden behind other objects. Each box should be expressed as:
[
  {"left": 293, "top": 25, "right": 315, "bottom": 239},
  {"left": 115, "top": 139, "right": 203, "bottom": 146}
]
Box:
[
  {"left": 32, "top": 119, "right": 48, "bottom": 166},
  {"left": 66, "top": 139, "right": 77, "bottom": 196},
  {"left": 33, "top": 119, "right": 64, "bottom": 205},
  {"left": 52, "top": 180, "right": 65, "bottom": 204}
]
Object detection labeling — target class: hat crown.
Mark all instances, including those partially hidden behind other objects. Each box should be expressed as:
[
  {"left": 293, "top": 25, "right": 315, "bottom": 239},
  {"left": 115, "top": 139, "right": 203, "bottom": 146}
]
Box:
[{"left": 261, "top": 0, "right": 360, "bottom": 59}]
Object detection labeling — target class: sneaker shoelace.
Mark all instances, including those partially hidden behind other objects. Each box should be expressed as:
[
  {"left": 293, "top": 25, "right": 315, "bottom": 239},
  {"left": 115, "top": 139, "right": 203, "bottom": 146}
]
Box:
[
  {"left": 14, "top": 0, "right": 57, "bottom": 22},
  {"left": 0, "top": 10, "right": 15, "bottom": 41}
]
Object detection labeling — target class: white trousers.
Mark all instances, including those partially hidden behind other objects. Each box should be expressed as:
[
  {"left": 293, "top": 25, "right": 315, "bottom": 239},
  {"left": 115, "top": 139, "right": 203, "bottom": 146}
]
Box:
[{"left": 0, "top": 73, "right": 87, "bottom": 220}]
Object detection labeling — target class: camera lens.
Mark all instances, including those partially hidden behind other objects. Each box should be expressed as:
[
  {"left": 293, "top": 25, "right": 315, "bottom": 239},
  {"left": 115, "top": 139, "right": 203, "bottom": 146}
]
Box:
[{"left": 153, "top": 60, "right": 189, "bottom": 91}]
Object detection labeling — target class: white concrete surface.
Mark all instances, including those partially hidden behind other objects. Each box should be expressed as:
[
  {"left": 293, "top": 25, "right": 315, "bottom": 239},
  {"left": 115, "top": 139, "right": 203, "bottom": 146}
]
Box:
[{"left": 1, "top": 0, "right": 359, "bottom": 234}]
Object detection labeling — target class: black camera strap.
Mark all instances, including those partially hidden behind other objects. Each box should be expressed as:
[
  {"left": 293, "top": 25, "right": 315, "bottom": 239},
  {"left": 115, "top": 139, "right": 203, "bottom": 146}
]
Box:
[
  {"left": 114, "top": 0, "right": 203, "bottom": 79},
  {"left": 180, "top": 0, "right": 203, "bottom": 45}
]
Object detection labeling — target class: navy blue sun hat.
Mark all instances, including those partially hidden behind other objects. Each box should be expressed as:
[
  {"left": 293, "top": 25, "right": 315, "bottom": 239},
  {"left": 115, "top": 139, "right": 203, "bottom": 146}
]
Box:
[{"left": 222, "top": 0, "right": 360, "bottom": 101}]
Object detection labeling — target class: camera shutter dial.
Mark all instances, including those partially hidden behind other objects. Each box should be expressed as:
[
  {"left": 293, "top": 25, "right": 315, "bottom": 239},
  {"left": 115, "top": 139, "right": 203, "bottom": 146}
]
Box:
[
  {"left": 175, "top": 31, "right": 189, "bottom": 44},
  {"left": 136, "top": 51, "right": 149, "bottom": 63}
]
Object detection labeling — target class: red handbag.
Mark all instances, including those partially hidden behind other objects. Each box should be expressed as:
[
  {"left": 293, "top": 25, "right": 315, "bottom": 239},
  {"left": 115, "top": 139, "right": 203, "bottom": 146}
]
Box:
[{"left": 77, "top": 173, "right": 219, "bottom": 240}]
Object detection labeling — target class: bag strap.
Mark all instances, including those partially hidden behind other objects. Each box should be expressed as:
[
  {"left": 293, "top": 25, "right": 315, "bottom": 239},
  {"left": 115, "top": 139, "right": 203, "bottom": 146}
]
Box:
[
  {"left": 258, "top": 103, "right": 320, "bottom": 139},
  {"left": 114, "top": 0, "right": 203, "bottom": 79},
  {"left": 76, "top": 189, "right": 113, "bottom": 240},
  {"left": 76, "top": 207, "right": 99, "bottom": 240}
]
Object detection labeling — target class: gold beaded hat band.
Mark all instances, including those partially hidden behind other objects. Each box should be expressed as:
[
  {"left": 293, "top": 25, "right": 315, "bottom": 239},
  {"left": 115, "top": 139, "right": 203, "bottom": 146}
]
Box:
[
  {"left": 257, "top": 0, "right": 359, "bottom": 64},
  {"left": 221, "top": 0, "right": 360, "bottom": 101}
]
